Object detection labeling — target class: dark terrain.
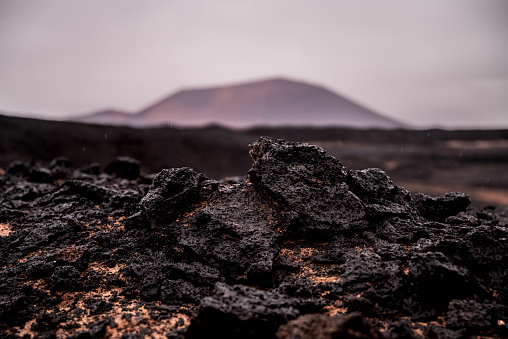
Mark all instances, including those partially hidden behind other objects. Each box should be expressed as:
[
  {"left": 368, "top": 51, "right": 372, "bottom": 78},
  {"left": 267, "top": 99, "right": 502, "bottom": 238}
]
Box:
[
  {"left": 1, "top": 136, "right": 508, "bottom": 338},
  {"left": 1, "top": 114, "right": 507, "bottom": 207}
]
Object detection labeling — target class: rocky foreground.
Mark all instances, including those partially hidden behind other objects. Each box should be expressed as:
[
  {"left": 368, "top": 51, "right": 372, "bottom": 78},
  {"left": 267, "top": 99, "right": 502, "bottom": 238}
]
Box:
[{"left": 1, "top": 137, "right": 507, "bottom": 338}]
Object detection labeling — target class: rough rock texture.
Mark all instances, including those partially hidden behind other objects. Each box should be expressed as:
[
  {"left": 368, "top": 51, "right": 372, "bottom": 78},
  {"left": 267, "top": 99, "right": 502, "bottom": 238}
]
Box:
[
  {"left": 1, "top": 137, "right": 507, "bottom": 338},
  {"left": 185, "top": 283, "right": 302, "bottom": 339},
  {"left": 276, "top": 313, "right": 385, "bottom": 339},
  {"left": 104, "top": 156, "right": 140, "bottom": 180},
  {"left": 248, "top": 137, "right": 365, "bottom": 234},
  {"left": 414, "top": 192, "right": 471, "bottom": 222}
]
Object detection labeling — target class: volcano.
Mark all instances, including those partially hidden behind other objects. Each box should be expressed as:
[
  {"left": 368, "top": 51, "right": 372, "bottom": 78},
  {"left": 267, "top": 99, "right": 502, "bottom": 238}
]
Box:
[{"left": 73, "top": 78, "right": 406, "bottom": 129}]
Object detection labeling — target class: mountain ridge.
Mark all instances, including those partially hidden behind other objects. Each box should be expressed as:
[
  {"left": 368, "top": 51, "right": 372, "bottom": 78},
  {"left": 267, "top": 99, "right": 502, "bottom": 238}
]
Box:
[{"left": 72, "top": 77, "right": 407, "bottom": 129}]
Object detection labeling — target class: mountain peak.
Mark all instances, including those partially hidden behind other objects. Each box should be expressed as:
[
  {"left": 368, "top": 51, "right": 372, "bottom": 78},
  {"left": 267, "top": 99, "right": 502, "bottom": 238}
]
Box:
[{"left": 73, "top": 78, "right": 407, "bottom": 129}]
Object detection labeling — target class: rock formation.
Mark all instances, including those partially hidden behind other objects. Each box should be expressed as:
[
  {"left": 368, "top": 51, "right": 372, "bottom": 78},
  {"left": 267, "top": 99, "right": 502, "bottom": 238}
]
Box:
[{"left": 0, "top": 137, "right": 507, "bottom": 338}]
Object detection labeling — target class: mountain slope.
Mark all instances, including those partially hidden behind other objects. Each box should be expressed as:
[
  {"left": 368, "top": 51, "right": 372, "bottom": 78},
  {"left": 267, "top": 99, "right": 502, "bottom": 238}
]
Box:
[
  {"left": 73, "top": 78, "right": 406, "bottom": 129},
  {"left": 73, "top": 109, "right": 133, "bottom": 125}
]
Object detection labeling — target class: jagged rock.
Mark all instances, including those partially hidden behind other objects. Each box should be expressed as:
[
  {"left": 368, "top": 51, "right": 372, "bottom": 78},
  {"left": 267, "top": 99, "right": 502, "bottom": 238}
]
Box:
[
  {"left": 384, "top": 319, "right": 421, "bottom": 339},
  {"left": 347, "top": 168, "right": 410, "bottom": 204},
  {"left": 18, "top": 221, "right": 77, "bottom": 251},
  {"left": 68, "top": 318, "right": 116, "bottom": 339},
  {"left": 276, "top": 313, "right": 384, "bottom": 339},
  {"left": 28, "top": 167, "right": 55, "bottom": 183},
  {"left": 346, "top": 168, "right": 415, "bottom": 221},
  {"left": 6, "top": 160, "right": 31, "bottom": 177},
  {"left": 32, "top": 180, "right": 115, "bottom": 206},
  {"left": 461, "top": 229, "right": 506, "bottom": 269},
  {"left": 414, "top": 192, "right": 471, "bottom": 221},
  {"left": 178, "top": 186, "right": 280, "bottom": 285},
  {"left": 445, "top": 211, "right": 479, "bottom": 226},
  {"left": 32, "top": 311, "right": 65, "bottom": 332},
  {"left": 185, "top": 283, "right": 301, "bottom": 339},
  {"left": 374, "top": 239, "right": 409, "bottom": 261},
  {"left": 447, "top": 299, "right": 492, "bottom": 331},
  {"left": 85, "top": 298, "right": 113, "bottom": 315},
  {"left": 248, "top": 137, "right": 364, "bottom": 234},
  {"left": 424, "top": 324, "right": 466, "bottom": 339},
  {"left": 49, "top": 156, "right": 71, "bottom": 169},
  {"left": 140, "top": 167, "right": 208, "bottom": 229},
  {"left": 79, "top": 163, "right": 101, "bottom": 175},
  {"left": 52, "top": 265, "right": 81, "bottom": 291},
  {"left": 160, "top": 279, "right": 209, "bottom": 303},
  {"left": 104, "top": 156, "right": 140, "bottom": 180},
  {"left": 25, "top": 257, "right": 56, "bottom": 278},
  {"left": 48, "top": 156, "right": 72, "bottom": 180},
  {"left": 405, "top": 252, "right": 487, "bottom": 319},
  {"left": 340, "top": 250, "right": 385, "bottom": 291}
]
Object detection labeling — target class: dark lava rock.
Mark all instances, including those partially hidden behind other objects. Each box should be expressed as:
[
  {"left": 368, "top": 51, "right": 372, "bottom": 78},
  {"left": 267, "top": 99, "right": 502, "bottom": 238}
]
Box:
[
  {"left": 1, "top": 136, "right": 507, "bottom": 338},
  {"left": 6, "top": 160, "right": 31, "bottom": 177},
  {"left": 276, "top": 313, "right": 384, "bottom": 339},
  {"left": 49, "top": 156, "right": 71, "bottom": 169},
  {"left": 424, "top": 324, "right": 466, "bottom": 339},
  {"left": 140, "top": 167, "right": 208, "bottom": 229},
  {"left": 405, "top": 251, "right": 488, "bottom": 319},
  {"left": 104, "top": 156, "right": 140, "bottom": 180},
  {"left": 32, "top": 311, "right": 65, "bottom": 331},
  {"left": 80, "top": 163, "right": 101, "bottom": 175},
  {"left": 414, "top": 192, "right": 471, "bottom": 221},
  {"left": 384, "top": 319, "right": 420, "bottom": 339},
  {"left": 160, "top": 279, "right": 208, "bottom": 303},
  {"left": 249, "top": 137, "right": 365, "bottom": 235},
  {"left": 185, "top": 283, "right": 301, "bottom": 339},
  {"left": 178, "top": 187, "right": 280, "bottom": 285},
  {"left": 447, "top": 299, "right": 492, "bottom": 331},
  {"left": 28, "top": 167, "right": 55, "bottom": 183},
  {"left": 51, "top": 265, "right": 82, "bottom": 291},
  {"left": 347, "top": 168, "right": 412, "bottom": 209},
  {"left": 345, "top": 168, "right": 414, "bottom": 222}
]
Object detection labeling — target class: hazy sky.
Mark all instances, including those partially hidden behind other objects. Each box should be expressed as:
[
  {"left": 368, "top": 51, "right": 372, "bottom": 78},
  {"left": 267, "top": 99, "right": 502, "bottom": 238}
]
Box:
[{"left": 1, "top": 0, "right": 507, "bottom": 128}]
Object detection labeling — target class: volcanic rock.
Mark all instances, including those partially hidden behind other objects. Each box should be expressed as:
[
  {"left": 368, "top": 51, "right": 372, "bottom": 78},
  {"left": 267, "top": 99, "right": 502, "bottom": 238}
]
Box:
[
  {"left": 414, "top": 192, "right": 471, "bottom": 221},
  {"left": 104, "top": 156, "right": 140, "bottom": 180},
  {"left": 6, "top": 160, "right": 31, "bottom": 177},
  {"left": 139, "top": 167, "right": 208, "bottom": 229},
  {"left": 0, "top": 137, "right": 507, "bottom": 338},
  {"left": 248, "top": 137, "right": 365, "bottom": 236},
  {"left": 276, "top": 313, "right": 384, "bottom": 339},
  {"left": 186, "top": 283, "right": 301, "bottom": 338},
  {"left": 51, "top": 265, "right": 82, "bottom": 291}
]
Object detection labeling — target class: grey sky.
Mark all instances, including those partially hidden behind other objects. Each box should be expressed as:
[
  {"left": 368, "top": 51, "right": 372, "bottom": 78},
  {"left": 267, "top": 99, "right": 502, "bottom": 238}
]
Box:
[{"left": 1, "top": 0, "right": 507, "bottom": 128}]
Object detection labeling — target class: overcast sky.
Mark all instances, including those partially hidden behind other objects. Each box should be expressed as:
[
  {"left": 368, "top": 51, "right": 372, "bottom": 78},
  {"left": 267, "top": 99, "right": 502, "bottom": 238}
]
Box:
[{"left": 0, "top": 0, "right": 507, "bottom": 128}]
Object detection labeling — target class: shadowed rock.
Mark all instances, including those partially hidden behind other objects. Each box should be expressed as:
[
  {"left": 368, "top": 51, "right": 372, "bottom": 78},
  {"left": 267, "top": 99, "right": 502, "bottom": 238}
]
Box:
[
  {"left": 140, "top": 167, "right": 209, "bottom": 229},
  {"left": 104, "top": 156, "right": 140, "bottom": 180},
  {"left": 414, "top": 192, "right": 471, "bottom": 221},
  {"left": 276, "top": 313, "right": 384, "bottom": 339},
  {"left": 249, "top": 137, "right": 365, "bottom": 234},
  {"left": 186, "top": 283, "right": 301, "bottom": 339},
  {"left": 52, "top": 265, "right": 81, "bottom": 291},
  {"left": 178, "top": 186, "right": 280, "bottom": 285}
]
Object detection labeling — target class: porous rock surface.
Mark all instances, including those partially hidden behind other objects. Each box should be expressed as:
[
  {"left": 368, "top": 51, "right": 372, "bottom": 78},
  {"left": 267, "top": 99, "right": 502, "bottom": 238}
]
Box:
[{"left": 0, "top": 137, "right": 507, "bottom": 338}]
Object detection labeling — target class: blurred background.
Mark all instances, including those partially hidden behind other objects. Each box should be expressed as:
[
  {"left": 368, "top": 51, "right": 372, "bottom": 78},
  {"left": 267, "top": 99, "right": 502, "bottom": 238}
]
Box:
[{"left": 1, "top": 0, "right": 507, "bottom": 207}]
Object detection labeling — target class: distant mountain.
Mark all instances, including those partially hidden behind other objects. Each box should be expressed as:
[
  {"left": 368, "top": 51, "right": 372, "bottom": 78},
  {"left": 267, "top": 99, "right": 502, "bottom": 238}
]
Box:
[
  {"left": 72, "top": 78, "right": 406, "bottom": 129},
  {"left": 73, "top": 109, "right": 132, "bottom": 125}
]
